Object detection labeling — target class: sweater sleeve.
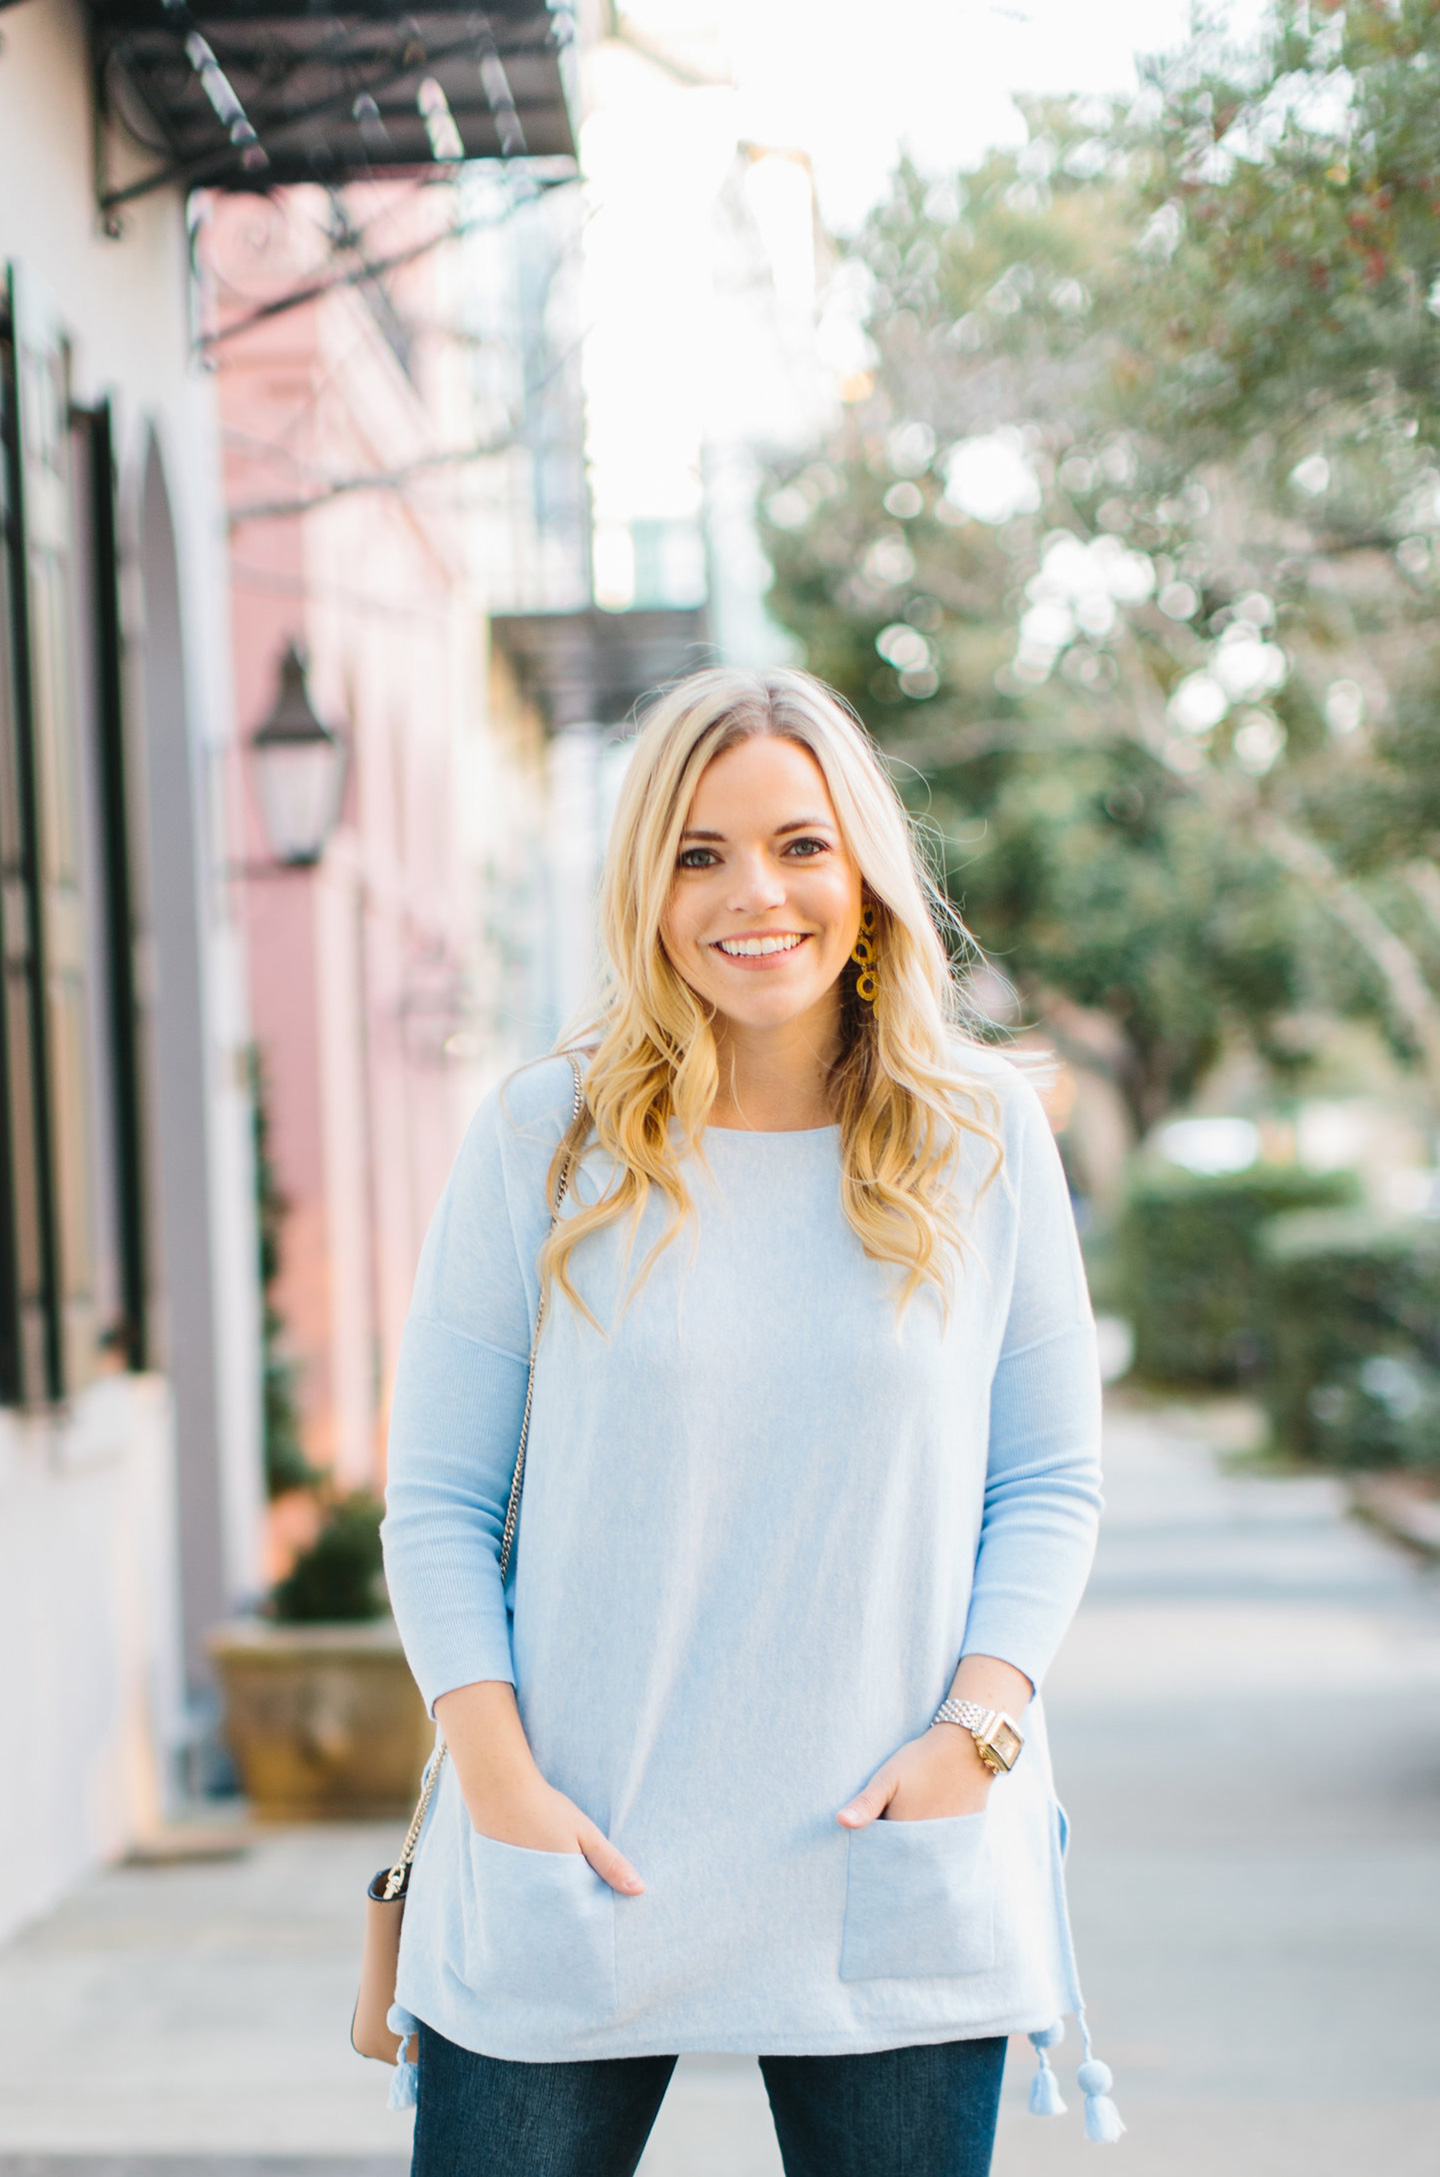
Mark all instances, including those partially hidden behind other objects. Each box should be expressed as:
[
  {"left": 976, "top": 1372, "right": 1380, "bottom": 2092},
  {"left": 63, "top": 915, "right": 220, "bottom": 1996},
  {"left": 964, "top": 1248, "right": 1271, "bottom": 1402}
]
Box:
[
  {"left": 381, "top": 1074, "right": 553, "bottom": 1712},
  {"left": 958, "top": 1072, "right": 1103, "bottom": 1692}
]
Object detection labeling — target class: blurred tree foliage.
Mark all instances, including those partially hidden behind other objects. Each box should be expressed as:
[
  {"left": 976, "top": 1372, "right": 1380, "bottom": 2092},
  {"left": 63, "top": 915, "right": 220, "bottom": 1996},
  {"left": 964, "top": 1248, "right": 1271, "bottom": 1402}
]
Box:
[{"left": 763, "top": 0, "right": 1440, "bottom": 1135}]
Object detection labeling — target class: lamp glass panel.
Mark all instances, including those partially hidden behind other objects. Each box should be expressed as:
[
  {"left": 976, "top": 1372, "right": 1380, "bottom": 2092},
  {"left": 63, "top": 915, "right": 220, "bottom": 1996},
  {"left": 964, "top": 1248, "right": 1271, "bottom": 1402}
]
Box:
[{"left": 253, "top": 738, "right": 344, "bottom": 865}]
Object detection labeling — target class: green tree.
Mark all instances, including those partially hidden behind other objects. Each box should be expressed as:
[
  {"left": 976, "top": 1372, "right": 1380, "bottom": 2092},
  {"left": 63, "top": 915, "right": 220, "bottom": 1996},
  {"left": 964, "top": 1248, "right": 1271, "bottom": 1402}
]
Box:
[
  {"left": 1115, "top": 0, "right": 1440, "bottom": 1084},
  {"left": 764, "top": 142, "right": 1316, "bottom": 1134},
  {"left": 763, "top": 4, "right": 1440, "bottom": 1125}
]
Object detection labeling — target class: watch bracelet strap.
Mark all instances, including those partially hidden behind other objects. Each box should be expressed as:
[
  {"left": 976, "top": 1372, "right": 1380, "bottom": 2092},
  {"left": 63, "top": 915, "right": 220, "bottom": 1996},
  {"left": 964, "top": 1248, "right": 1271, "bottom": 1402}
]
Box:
[
  {"left": 382, "top": 1055, "right": 586, "bottom": 1900},
  {"left": 932, "top": 1697, "right": 992, "bottom": 1734}
]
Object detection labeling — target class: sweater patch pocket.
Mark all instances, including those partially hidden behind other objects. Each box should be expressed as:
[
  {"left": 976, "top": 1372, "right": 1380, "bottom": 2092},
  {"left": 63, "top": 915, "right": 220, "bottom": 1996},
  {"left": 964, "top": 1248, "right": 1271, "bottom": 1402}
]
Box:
[
  {"left": 464, "top": 1832, "right": 617, "bottom": 2013},
  {"left": 839, "top": 1812, "right": 996, "bottom": 1982}
]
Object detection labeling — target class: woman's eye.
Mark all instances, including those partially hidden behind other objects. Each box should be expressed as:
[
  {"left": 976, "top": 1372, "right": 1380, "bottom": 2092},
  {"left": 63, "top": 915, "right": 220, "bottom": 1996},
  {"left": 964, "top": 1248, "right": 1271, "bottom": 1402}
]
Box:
[
  {"left": 785, "top": 837, "right": 829, "bottom": 858},
  {"left": 677, "top": 847, "right": 718, "bottom": 869}
]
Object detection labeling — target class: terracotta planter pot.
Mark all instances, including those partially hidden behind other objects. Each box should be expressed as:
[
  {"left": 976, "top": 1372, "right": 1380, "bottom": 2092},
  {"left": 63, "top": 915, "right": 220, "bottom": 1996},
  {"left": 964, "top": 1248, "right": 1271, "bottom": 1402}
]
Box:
[{"left": 208, "top": 1618, "right": 433, "bottom": 1820}]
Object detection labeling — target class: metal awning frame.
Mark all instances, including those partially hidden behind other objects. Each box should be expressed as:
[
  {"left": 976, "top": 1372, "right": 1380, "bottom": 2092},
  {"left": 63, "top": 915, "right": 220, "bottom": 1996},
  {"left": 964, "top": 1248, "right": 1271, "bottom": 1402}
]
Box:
[
  {"left": 89, "top": 2, "right": 578, "bottom": 216},
  {"left": 490, "top": 608, "right": 715, "bottom": 735},
  {"left": 194, "top": 169, "right": 574, "bottom": 350}
]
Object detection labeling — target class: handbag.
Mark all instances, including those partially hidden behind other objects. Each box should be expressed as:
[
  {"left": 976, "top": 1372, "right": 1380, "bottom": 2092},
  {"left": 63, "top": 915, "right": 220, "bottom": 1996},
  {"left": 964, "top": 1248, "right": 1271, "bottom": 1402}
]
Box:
[{"left": 351, "top": 1056, "right": 586, "bottom": 2068}]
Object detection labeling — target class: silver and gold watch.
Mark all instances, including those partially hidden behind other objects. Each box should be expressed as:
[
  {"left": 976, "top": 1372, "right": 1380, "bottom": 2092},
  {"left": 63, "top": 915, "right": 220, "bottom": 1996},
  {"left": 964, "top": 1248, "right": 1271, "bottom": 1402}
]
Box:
[{"left": 931, "top": 1698, "right": 1025, "bottom": 1775}]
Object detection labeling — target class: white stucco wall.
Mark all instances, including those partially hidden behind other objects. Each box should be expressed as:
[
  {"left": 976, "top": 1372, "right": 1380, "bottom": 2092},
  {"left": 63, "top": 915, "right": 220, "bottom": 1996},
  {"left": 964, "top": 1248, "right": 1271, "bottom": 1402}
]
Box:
[
  {"left": 0, "top": 0, "right": 263, "bottom": 1921},
  {"left": 0, "top": 1377, "right": 179, "bottom": 1944}
]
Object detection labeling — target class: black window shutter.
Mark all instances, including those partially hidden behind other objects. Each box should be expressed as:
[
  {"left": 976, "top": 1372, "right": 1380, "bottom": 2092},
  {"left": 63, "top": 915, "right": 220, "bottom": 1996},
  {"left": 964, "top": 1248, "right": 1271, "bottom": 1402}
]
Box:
[
  {"left": 0, "top": 272, "right": 62, "bottom": 1403},
  {"left": 84, "top": 399, "right": 148, "bottom": 1373},
  {"left": 0, "top": 265, "right": 113, "bottom": 1403}
]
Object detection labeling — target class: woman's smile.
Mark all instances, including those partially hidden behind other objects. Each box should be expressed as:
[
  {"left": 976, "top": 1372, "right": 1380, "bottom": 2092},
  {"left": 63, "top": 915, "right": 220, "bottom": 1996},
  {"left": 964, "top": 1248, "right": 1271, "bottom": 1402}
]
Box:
[{"left": 711, "top": 930, "right": 811, "bottom": 964}]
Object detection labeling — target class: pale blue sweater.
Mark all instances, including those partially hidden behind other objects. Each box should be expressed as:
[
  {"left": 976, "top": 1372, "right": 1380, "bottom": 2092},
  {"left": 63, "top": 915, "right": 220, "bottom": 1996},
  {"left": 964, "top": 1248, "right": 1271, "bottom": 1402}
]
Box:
[{"left": 382, "top": 1049, "right": 1102, "bottom": 2065}]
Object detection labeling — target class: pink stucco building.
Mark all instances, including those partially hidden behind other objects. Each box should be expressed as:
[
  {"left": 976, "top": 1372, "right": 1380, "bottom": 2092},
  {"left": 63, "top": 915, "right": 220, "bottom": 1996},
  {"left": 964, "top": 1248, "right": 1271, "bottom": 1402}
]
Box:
[
  {"left": 198, "top": 57, "right": 704, "bottom": 1542},
  {"left": 207, "top": 177, "right": 565, "bottom": 1519}
]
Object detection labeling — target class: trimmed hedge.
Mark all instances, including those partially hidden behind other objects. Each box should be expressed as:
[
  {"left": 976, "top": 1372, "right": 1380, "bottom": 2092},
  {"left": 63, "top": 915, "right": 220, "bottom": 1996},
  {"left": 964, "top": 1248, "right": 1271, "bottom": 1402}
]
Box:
[
  {"left": 1258, "top": 1211, "right": 1440, "bottom": 1471},
  {"left": 1117, "top": 1162, "right": 1360, "bottom": 1386},
  {"left": 271, "top": 1492, "right": 388, "bottom": 1622}
]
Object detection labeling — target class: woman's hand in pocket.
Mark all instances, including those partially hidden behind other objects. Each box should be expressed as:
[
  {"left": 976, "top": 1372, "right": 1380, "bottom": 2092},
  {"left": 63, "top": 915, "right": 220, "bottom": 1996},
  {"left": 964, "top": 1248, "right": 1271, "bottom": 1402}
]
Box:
[
  {"left": 435, "top": 1680, "right": 644, "bottom": 1894},
  {"left": 838, "top": 1724, "right": 994, "bottom": 1827},
  {"left": 838, "top": 1656, "right": 1031, "bottom": 1826},
  {"left": 468, "top": 1769, "right": 644, "bottom": 1893}
]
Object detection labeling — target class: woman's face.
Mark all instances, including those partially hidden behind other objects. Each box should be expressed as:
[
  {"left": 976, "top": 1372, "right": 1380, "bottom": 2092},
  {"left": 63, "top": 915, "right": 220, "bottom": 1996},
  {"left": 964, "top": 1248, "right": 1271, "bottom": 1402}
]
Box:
[{"left": 661, "top": 734, "right": 864, "bottom": 1040}]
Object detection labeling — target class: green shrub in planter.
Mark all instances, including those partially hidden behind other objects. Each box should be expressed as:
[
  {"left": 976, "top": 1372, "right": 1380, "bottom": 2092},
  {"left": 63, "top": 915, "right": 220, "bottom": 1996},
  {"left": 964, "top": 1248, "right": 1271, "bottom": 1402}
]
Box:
[
  {"left": 1118, "top": 1162, "right": 1359, "bottom": 1386},
  {"left": 1258, "top": 1210, "right": 1440, "bottom": 1470},
  {"left": 271, "top": 1491, "right": 388, "bottom": 1622}
]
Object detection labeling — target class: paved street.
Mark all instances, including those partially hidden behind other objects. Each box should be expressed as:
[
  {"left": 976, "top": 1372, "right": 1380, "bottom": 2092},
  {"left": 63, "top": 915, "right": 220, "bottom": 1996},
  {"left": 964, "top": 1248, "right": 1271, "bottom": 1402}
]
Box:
[{"left": 2, "top": 1391, "right": 1438, "bottom": 2175}]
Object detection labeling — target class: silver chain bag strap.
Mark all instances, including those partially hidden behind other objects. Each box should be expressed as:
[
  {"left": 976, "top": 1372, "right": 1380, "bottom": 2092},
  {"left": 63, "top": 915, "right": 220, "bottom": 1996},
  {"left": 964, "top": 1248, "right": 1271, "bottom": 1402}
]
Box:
[{"left": 351, "top": 1056, "right": 586, "bottom": 2067}]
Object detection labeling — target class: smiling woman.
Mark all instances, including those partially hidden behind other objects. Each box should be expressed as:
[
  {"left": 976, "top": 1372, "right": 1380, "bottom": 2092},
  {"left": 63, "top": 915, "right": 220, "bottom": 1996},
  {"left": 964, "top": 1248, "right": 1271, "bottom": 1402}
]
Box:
[
  {"left": 544, "top": 669, "right": 1005, "bottom": 1319},
  {"left": 380, "top": 668, "right": 1117, "bottom": 2177},
  {"left": 663, "top": 735, "right": 863, "bottom": 1108}
]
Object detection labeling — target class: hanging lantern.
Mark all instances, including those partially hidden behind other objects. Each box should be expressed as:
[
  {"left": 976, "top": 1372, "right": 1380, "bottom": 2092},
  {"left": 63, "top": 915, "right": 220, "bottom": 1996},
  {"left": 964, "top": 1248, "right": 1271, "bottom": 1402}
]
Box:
[{"left": 249, "top": 642, "right": 347, "bottom": 868}]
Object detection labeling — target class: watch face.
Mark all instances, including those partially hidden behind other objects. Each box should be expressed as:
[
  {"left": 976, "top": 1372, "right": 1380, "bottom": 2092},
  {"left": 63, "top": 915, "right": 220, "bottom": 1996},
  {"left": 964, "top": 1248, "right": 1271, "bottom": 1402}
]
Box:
[{"left": 981, "top": 1718, "right": 1023, "bottom": 1772}]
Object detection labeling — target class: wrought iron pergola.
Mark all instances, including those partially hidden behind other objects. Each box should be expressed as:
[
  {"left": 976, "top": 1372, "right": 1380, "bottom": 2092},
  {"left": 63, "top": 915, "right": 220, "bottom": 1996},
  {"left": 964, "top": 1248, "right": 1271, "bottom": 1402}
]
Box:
[{"left": 79, "top": 0, "right": 576, "bottom": 210}]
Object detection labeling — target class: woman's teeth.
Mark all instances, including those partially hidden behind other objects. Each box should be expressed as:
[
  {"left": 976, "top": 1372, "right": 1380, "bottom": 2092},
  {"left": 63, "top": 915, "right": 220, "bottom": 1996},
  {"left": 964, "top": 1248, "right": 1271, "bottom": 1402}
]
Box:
[{"left": 715, "top": 934, "right": 806, "bottom": 956}]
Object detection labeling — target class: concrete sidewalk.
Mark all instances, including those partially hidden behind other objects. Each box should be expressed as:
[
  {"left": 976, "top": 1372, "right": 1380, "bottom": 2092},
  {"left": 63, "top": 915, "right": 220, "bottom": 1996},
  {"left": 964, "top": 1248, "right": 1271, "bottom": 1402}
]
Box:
[{"left": 2, "top": 1394, "right": 1438, "bottom": 2174}]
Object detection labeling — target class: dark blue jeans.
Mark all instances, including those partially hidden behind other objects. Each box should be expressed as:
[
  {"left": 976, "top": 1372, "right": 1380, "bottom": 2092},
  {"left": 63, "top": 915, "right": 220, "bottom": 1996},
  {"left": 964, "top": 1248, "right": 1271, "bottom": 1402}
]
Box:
[{"left": 410, "top": 2019, "right": 1006, "bottom": 2177}]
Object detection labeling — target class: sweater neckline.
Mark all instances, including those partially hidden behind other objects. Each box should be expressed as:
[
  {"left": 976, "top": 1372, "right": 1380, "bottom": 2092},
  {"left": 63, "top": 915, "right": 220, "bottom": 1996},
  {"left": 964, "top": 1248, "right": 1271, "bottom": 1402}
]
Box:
[{"left": 702, "top": 1122, "right": 841, "bottom": 1140}]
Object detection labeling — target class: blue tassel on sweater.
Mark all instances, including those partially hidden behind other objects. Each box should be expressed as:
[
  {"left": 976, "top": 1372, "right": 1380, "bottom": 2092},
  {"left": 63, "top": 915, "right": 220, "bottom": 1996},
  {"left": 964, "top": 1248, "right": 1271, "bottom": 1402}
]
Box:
[
  {"left": 1077, "top": 2034, "right": 1125, "bottom": 2144},
  {"left": 1029, "top": 2057, "right": 1068, "bottom": 2116},
  {"left": 1027, "top": 2022, "right": 1067, "bottom": 2116},
  {"left": 386, "top": 2004, "right": 421, "bottom": 2113}
]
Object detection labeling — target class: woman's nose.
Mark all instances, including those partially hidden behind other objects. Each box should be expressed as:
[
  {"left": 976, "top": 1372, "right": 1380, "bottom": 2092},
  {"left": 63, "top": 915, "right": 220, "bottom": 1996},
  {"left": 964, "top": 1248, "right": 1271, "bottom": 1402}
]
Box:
[{"left": 726, "top": 853, "right": 787, "bottom": 913}]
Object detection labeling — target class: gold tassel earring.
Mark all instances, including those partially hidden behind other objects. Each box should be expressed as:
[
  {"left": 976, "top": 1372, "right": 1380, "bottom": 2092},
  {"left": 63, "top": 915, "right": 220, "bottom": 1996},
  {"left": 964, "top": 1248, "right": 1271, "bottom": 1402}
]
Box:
[{"left": 851, "top": 905, "right": 879, "bottom": 1004}]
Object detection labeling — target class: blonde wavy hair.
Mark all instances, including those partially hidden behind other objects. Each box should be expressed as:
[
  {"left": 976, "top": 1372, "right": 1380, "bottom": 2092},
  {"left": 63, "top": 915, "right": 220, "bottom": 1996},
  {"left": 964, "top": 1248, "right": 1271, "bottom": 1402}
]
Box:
[{"left": 541, "top": 667, "right": 1002, "bottom": 1316}]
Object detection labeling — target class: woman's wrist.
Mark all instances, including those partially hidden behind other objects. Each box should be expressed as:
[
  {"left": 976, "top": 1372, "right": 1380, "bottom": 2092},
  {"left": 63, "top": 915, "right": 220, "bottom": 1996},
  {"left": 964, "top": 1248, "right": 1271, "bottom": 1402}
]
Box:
[
  {"left": 946, "top": 1652, "right": 1034, "bottom": 1718},
  {"left": 934, "top": 1656, "right": 1033, "bottom": 1780},
  {"left": 927, "top": 1717, "right": 994, "bottom": 1780},
  {"left": 434, "top": 1680, "right": 543, "bottom": 1799}
]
